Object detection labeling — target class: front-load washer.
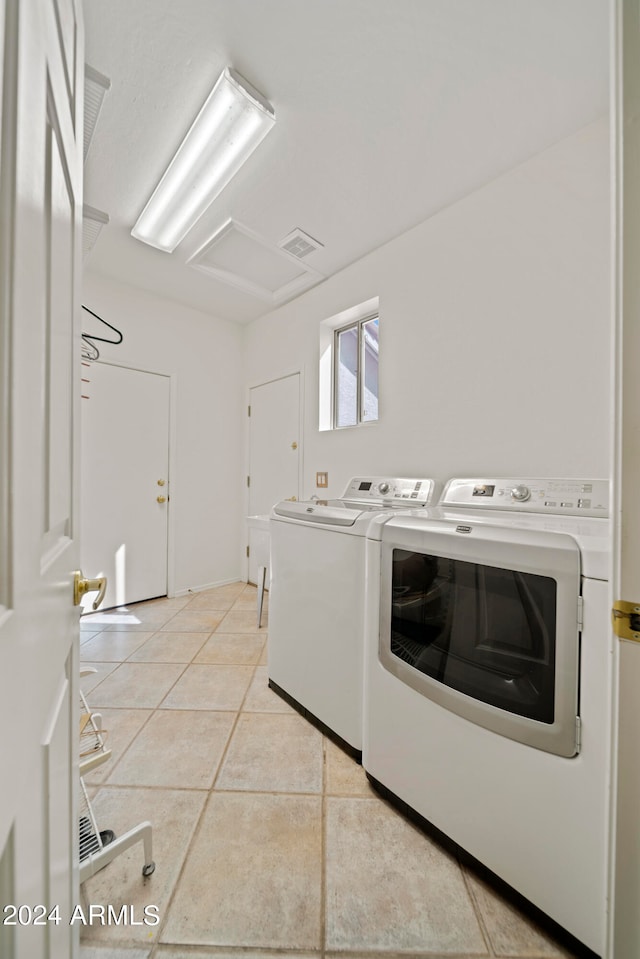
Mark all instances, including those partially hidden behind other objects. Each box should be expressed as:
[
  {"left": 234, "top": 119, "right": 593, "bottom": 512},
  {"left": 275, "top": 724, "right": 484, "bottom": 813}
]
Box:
[
  {"left": 363, "top": 478, "right": 612, "bottom": 955},
  {"left": 269, "top": 476, "right": 439, "bottom": 758}
]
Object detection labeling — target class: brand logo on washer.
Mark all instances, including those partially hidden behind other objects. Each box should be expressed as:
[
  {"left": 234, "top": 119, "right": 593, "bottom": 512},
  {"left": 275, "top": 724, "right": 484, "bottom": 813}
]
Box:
[{"left": 456, "top": 525, "right": 473, "bottom": 534}]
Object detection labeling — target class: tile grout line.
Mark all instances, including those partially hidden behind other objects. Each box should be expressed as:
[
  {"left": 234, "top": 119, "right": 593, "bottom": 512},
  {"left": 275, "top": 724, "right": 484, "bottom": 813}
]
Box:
[
  {"left": 79, "top": 606, "right": 198, "bottom": 702},
  {"left": 81, "top": 619, "right": 217, "bottom": 793},
  {"left": 80, "top": 607, "right": 208, "bottom": 952},
  {"left": 81, "top": 619, "right": 181, "bottom": 790},
  {"left": 209, "top": 663, "right": 261, "bottom": 792},
  {"left": 81, "top": 592, "right": 258, "bottom": 956},
  {"left": 460, "top": 862, "right": 495, "bottom": 958},
  {"left": 116, "top": 634, "right": 227, "bottom": 948},
  {"left": 208, "top": 590, "right": 266, "bottom": 789},
  {"left": 80, "top": 592, "right": 246, "bottom": 952},
  {"left": 141, "top": 596, "right": 265, "bottom": 949},
  {"left": 83, "top": 705, "right": 157, "bottom": 789},
  {"left": 133, "top": 628, "right": 215, "bottom": 668}
]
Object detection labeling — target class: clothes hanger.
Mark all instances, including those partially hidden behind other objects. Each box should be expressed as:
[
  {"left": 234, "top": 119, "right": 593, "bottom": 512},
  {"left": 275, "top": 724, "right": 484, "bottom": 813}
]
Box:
[
  {"left": 81, "top": 334, "right": 100, "bottom": 361},
  {"left": 81, "top": 304, "right": 123, "bottom": 345}
]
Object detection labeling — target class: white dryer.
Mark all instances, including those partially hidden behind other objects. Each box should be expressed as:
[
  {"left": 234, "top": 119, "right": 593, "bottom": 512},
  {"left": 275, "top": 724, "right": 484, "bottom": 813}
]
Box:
[
  {"left": 269, "top": 476, "right": 439, "bottom": 758},
  {"left": 363, "top": 478, "right": 612, "bottom": 955}
]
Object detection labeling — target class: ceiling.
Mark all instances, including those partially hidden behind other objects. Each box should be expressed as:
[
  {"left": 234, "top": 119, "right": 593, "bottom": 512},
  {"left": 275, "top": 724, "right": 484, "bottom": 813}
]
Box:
[{"left": 82, "top": 0, "right": 609, "bottom": 325}]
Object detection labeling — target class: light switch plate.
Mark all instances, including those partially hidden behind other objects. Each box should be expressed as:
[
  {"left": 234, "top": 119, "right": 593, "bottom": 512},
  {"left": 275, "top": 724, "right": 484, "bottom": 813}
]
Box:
[{"left": 316, "top": 471, "right": 328, "bottom": 488}]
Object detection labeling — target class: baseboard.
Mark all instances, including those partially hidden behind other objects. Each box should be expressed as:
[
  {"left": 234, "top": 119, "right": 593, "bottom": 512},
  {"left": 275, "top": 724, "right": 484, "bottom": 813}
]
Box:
[{"left": 173, "top": 577, "right": 244, "bottom": 598}]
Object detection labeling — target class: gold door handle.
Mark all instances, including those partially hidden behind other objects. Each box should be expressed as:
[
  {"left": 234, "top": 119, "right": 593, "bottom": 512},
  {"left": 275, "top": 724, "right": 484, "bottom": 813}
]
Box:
[
  {"left": 73, "top": 571, "right": 107, "bottom": 610},
  {"left": 157, "top": 495, "right": 166, "bottom": 504}
]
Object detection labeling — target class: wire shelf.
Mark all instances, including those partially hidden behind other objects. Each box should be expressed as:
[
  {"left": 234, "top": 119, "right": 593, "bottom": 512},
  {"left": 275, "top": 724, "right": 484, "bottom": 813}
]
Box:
[
  {"left": 78, "top": 673, "right": 155, "bottom": 883},
  {"left": 79, "top": 687, "right": 112, "bottom": 776}
]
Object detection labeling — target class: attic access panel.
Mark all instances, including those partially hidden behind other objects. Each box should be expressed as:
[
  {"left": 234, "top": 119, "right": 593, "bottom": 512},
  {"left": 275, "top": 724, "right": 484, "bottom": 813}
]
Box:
[{"left": 188, "top": 219, "right": 323, "bottom": 304}]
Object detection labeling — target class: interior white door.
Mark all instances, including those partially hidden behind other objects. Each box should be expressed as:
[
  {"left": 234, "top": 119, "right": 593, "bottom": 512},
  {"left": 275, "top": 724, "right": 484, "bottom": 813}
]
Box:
[
  {"left": 81, "top": 362, "right": 170, "bottom": 609},
  {"left": 0, "top": 1, "right": 84, "bottom": 956},
  {"left": 612, "top": 3, "right": 640, "bottom": 957},
  {"left": 247, "top": 373, "right": 300, "bottom": 583}
]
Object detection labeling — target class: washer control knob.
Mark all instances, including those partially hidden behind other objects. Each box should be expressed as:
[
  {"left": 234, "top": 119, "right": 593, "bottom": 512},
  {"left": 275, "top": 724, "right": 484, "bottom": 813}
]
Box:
[
  {"left": 378, "top": 481, "right": 391, "bottom": 495},
  {"left": 511, "top": 485, "right": 531, "bottom": 502}
]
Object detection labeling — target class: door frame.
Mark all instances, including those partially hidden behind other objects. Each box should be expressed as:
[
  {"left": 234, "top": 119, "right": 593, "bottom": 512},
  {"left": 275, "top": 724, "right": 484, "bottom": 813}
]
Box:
[
  {"left": 84, "top": 357, "right": 178, "bottom": 598},
  {"left": 610, "top": 1, "right": 640, "bottom": 955},
  {"left": 244, "top": 367, "right": 304, "bottom": 580}
]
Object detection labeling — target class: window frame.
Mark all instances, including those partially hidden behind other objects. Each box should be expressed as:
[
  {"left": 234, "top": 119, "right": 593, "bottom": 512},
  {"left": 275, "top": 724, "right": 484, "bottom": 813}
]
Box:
[{"left": 332, "top": 312, "right": 379, "bottom": 429}]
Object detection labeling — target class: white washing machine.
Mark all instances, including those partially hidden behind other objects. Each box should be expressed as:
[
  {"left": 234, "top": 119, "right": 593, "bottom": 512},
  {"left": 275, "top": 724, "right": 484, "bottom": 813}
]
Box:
[
  {"left": 269, "top": 476, "right": 439, "bottom": 758},
  {"left": 363, "top": 478, "right": 612, "bottom": 955}
]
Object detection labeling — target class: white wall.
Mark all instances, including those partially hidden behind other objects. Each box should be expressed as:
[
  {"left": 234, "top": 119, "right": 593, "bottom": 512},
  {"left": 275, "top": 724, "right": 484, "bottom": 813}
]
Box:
[
  {"left": 82, "top": 272, "right": 245, "bottom": 593},
  {"left": 82, "top": 118, "right": 610, "bottom": 593},
  {"left": 244, "top": 119, "right": 611, "bottom": 498}
]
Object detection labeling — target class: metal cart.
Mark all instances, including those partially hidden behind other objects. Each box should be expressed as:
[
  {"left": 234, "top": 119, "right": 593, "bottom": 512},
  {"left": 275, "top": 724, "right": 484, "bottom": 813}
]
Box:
[{"left": 79, "top": 672, "right": 155, "bottom": 883}]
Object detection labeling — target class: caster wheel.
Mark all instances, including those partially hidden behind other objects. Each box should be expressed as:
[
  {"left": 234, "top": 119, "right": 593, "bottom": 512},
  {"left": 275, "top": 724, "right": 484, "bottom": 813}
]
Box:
[{"left": 142, "top": 861, "right": 156, "bottom": 877}]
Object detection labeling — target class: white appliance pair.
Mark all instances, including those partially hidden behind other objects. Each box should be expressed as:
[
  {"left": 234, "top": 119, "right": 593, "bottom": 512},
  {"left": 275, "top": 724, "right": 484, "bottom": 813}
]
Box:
[{"left": 270, "top": 475, "right": 612, "bottom": 956}]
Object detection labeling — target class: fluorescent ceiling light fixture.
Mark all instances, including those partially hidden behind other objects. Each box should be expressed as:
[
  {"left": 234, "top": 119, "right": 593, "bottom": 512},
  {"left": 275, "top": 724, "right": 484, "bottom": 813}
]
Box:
[{"left": 131, "top": 68, "right": 276, "bottom": 253}]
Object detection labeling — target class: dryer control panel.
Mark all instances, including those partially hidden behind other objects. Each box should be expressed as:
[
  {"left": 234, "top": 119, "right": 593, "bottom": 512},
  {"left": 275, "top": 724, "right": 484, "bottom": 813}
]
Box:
[
  {"left": 344, "top": 477, "right": 437, "bottom": 507},
  {"left": 442, "top": 478, "right": 609, "bottom": 517}
]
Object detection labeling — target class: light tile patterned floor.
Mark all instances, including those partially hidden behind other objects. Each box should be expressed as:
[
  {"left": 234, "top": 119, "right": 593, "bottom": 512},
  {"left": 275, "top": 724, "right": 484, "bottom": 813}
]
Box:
[{"left": 78, "top": 585, "right": 581, "bottom": 959}]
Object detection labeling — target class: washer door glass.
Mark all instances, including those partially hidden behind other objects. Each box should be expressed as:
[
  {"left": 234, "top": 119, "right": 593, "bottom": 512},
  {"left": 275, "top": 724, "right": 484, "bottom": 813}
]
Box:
[
  {"left": 377, "top": 523, "right": 581, "bottom": 757},
  {"left": 390, "top": 550, "right": 557, "bottom": 723}
]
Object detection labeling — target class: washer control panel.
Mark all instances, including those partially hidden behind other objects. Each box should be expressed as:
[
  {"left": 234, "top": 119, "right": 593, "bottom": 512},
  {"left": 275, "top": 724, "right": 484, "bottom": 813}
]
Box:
[
  {"left": 442, "top": 478, "right": 609, "bottom": 517},
  {"left": 344, "top": 477, "right": 436, "bottom": 506}
]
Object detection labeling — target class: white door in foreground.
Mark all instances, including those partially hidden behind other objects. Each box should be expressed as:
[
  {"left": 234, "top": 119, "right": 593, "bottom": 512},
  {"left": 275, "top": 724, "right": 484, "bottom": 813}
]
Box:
[{"left": 0, "top": 0, "right": 84, "bottom": 956}]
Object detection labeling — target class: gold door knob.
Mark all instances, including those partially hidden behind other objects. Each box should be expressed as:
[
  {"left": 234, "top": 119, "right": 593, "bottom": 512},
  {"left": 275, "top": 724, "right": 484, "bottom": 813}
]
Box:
[
  {"left": 157, "top": 479, "right": 165, "bottom": 486},
  {"left": 73, "top": 571, "right": 107, "bottom": 610},
  {"left": 157, "top": 495, "right": 166, "bottom": 504}
]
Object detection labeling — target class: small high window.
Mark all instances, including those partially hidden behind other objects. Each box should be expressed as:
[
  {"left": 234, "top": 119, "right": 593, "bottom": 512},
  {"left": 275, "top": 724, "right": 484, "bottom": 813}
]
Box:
[
  {"left": 334, "top": 315, "right": 379, "bottom": 427},
  {"left": 319, "top": 296, "right": 379, "bottom": 432}
]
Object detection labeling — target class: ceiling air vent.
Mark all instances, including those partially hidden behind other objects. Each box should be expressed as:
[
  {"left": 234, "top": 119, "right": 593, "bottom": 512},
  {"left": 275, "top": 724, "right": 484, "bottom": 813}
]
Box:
[{"left": 278, "top": 228, "right": 323, "bottom": 259}]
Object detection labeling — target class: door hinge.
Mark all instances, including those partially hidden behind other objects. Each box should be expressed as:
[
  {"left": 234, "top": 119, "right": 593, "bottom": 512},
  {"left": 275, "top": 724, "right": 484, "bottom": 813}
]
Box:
[
  {"left": 247, "top": 405, "right": 251, "bottom": 417},
  {"left": 246, "top": 545, "right": 250, "bottom": 558},
  {"left": 575, "top": 716, "right": 582, "bottom": 752},
  {"left": 612, "top": 600, "right": 640, "bottom": 642},
  {"left": 247, "top": 475, "right": 250, "bottom": 488},
  {"left": 577, "top": 596, "right": 584, "bottom": 630}
]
